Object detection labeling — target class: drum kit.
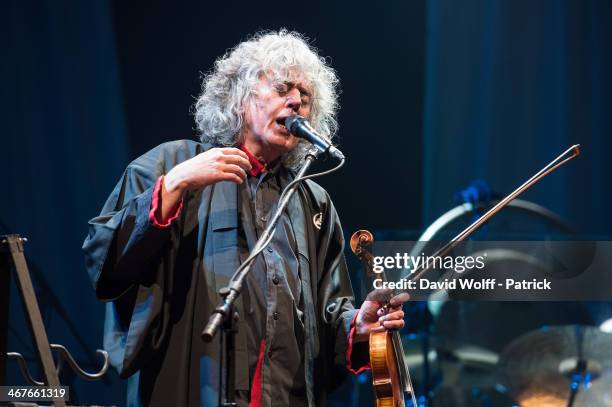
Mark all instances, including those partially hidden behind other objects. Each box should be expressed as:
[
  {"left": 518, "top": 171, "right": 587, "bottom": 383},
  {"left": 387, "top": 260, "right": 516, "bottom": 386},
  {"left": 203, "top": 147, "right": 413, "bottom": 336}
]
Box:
[
  {"left": 394, "top": 194, "right": 612, "bottom": 406},
  {"left": 423, "top": 314, "right": 612, "bottom": 406}
]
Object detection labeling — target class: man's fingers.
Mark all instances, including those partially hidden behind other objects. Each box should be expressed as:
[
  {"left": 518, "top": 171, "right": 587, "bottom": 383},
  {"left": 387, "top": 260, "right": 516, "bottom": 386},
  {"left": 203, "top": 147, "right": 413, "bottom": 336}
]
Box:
[
  {"left": 365, "top": 289, "right": 410, "bottom": 306},
  {"left": 220, "top": 147, "right": 249, "bottom": 160},
  {"left": 221, "top": 152, "right": 252, "bottom": 171},
  {"left": 368, "top": 319, "right": 405, "bottom": 332},
  {"left": 379, "top": 310, "right": 404, "bottom": 322},
  {"left": 222, "top": 164, "right": 248, "bottom": 181},
  {"left": 382, "top": 320, "right": 404, "bottom": 330},
  {"left": 365, "top": 288, "right": 393, "bottom": 302},
  {"left": 389, "top": 292, "right": 410, "bottom": 307},
  {"left": 219, "top": 173, "right": 244, "bottom": 184}
]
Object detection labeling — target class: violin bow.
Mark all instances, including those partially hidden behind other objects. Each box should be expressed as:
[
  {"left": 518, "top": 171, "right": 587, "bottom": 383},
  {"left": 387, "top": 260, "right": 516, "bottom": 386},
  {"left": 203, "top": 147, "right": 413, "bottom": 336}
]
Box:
[{"left": 408, "top": 144, "right": 581, "bottom": 282}]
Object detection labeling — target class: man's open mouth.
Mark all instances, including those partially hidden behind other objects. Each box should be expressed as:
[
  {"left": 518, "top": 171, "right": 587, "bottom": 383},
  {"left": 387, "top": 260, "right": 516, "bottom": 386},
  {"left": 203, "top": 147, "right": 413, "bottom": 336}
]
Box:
[
  {"left": 275, "top": 117, "right": 288, "bottom": 129},
  {"left": 275, "top": 117, "right": 292, "bottom": 134}
]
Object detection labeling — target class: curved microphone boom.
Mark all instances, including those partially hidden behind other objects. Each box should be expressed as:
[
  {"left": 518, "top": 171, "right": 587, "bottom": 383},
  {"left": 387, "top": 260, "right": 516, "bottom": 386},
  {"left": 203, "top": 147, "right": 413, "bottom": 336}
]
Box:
[{"left": 285, "top": 115, "right": 345, "bottom": 160}]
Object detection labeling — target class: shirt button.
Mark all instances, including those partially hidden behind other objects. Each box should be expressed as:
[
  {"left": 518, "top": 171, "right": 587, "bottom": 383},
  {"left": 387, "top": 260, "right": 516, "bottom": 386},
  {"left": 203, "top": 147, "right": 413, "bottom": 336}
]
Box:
[
  {"left": 267, "top": 247, "right": 273, "bottom": 253},
  {"left": 260, "top": 215, "right": 267, "bottom": 222},
  {"left": 272, "top": 274, "right": 280, "bottom": 285},
  {"left": 273, "top": 311, "right": 280, "bottom": 320}
]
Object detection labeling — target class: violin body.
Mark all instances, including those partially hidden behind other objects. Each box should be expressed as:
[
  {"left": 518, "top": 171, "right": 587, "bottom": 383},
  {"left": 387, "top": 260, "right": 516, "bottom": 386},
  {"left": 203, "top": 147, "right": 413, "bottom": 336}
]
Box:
[{"left": 370, "top": 330, "right": 405, "bottom": 407}]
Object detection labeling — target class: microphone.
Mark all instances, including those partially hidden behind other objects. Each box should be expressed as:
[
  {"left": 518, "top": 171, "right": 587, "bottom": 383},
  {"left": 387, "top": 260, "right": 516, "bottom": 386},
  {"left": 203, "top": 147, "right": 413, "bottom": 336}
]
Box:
[{"left": 285, "top": 115, "right": 345, "bottom": 160}]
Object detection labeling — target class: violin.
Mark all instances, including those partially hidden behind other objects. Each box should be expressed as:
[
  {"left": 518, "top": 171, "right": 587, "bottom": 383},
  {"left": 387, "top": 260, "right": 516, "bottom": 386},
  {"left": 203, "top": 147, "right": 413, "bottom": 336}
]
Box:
[
  {"left": 350, "top": 230, "right": 417, "bottom": 407},
  {"left": 350, "top": 145, "right": 580, "bottom": 407}
]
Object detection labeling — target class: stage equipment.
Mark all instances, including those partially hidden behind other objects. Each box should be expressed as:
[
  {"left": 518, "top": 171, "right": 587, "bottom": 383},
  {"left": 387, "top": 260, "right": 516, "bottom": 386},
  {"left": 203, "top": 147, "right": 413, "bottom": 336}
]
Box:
[
  {"left": 351, "top": 144, "right": 581, "bottom": 407},
  {"left": 499, "top": 325, "right": 612, "bottom": 407},
  {"left": 1, "top": 235, "right": 109, "bottom": 407},
  {"left": 412, "top": 151, "right": 588, "bottom": 404},
  {"left": 285, "top": 115, "right": 345, "bottom": 160}
]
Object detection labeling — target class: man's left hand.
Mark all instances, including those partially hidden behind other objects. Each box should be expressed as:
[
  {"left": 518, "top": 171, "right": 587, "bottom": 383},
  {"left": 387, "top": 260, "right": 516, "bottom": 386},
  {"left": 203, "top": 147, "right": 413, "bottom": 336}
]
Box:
[{"left": 353, "top": 289, "right": 409, "bottom": 343}]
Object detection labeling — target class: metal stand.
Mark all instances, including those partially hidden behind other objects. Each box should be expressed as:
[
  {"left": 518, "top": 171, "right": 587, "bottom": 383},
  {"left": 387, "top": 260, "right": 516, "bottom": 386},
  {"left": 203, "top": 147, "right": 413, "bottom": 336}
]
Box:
[
  {"left": 567, "top": 359, "right": 586, "bottom": 407},
  {"left": 567, "top": 326, "right": 587, "bottom": 407},
  {"left": 202, "top": 150, "right": 320, "bottom": 405},
  {"left": 1, "top": 234, "right": 109, "bottom": 407},
  {"left": 0, "top": 237, "right": 10, "bottom": 387},
  {"left": 218, "top": 302, "right": 238, "bottom": 407},
  {"left": 202, "top": 150, "right": 319, "bottom": 341},
  {"left": 1, "top": 235, "right": 65, "bottom": 407}
]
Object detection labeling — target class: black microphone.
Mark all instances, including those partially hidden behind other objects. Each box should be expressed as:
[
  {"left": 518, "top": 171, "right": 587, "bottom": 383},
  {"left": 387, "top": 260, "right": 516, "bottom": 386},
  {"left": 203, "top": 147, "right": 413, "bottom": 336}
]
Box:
[{"left": 285, "top": 115, "right": 345, "bottom": 160}]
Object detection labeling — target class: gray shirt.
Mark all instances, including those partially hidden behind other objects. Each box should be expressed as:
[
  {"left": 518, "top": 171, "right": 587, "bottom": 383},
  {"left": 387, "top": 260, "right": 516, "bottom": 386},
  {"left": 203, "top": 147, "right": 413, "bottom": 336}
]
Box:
[{"left": 238, "top": 164, "right": 307, "bottom": 406}]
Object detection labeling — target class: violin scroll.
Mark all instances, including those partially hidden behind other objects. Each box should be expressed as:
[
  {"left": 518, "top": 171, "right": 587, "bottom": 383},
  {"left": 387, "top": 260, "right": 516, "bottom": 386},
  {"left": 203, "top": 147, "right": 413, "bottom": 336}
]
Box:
[{"left": 350, "top": 230, "right": 375, "bottom": 277}]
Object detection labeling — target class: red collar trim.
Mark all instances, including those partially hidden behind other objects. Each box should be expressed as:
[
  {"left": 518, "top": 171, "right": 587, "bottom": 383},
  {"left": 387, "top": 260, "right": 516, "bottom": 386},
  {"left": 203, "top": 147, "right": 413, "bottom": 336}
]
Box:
[{"left": 239, "top": 144, "right": 267, "bottom": 177}]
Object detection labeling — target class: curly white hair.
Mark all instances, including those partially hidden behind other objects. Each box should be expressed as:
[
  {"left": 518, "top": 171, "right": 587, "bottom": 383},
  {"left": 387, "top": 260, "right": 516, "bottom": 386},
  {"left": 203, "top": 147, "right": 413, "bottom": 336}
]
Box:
[{"left": 193, "top": 29, "right": 339, "bottom": 168}]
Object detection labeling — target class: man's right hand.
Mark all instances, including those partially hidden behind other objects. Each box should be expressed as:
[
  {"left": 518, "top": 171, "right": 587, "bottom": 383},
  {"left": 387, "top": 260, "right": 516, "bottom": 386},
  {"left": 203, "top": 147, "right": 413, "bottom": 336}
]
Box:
[
  {"left": 159, "top": 147, "right": 252, "bottom": 222},
  {"left": 164, "top": 147, "right": 251, "bottom": 193}
]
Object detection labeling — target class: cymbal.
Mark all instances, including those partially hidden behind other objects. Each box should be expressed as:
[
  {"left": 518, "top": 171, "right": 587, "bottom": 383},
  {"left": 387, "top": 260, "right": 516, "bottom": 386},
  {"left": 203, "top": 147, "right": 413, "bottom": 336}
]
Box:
[
  {"left": 430, "top": 386, "right": 517, "bottom": 407},
  {"left": 499, "top": 325, "right": 612, "bottom": 403},
  {"left": 515, "top": 391, "right": 568, "bottom": 407},
  {"left": 435, "top": 302, "right": 593, "bottom": 354},
  {"left": 575, "top": 377, "right": 612, "bottom": 406}
]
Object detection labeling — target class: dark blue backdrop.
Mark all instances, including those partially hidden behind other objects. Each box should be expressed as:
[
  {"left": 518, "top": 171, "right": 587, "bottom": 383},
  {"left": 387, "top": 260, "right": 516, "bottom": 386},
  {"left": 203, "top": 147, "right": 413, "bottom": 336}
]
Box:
[
  {"left": 2, "top": 1, "right": 128, "bottom": 403},
  {"left": 423, "top": 0, "right": 612, "bottom": 235},
  {"left": 2, "top": 0, "right": 611, "bottom": 405}
]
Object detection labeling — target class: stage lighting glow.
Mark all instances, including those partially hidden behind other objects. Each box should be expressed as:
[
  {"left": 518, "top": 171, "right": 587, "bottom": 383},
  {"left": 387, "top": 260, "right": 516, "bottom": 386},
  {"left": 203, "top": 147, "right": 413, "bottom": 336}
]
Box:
[{"left": 599, "top": 318, "right": 612, "bottom": 333}]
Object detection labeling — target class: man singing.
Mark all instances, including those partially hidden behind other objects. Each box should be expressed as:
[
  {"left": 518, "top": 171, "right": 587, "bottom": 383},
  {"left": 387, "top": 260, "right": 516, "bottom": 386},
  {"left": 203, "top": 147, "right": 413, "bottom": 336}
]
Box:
[{"left": 83, "top": 30, "right": 405, "bottom": 407}]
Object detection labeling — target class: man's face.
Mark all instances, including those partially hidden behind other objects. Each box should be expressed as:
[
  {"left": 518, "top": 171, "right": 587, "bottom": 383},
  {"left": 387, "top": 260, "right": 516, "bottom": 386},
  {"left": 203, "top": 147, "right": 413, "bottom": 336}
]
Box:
[{"left": 242, "top": 74, "right": 312, "bottom": 160}]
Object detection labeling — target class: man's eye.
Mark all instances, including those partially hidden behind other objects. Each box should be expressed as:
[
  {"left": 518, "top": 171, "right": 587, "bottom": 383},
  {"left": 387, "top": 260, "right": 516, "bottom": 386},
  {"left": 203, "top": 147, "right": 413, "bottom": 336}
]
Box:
[{"left": 275, "top": 84, "right": 288, "bottom": 94}]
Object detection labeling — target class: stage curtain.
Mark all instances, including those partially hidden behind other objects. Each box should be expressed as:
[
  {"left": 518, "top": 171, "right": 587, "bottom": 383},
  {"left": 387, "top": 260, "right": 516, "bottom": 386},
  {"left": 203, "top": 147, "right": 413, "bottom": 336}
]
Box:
[
  {"left": 423, "top": 0, "right": 612, "bottom": 236},
  {"left": 1, "top": 0, "right": 128, "bottom": 403}
]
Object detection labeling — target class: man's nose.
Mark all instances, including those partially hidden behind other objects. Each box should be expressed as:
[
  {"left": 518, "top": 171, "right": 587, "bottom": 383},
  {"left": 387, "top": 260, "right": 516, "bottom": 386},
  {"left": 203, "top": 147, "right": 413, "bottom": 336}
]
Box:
[{"left": 285, "top": 88, "right": 302, "bottom": 111}]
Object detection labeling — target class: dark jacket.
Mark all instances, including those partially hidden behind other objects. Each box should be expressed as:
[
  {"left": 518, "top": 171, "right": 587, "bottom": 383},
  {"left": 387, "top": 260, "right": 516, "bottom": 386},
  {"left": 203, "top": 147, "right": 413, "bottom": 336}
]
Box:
[{"left": 82, "top": 140, "right": 358, "bottom": 406}]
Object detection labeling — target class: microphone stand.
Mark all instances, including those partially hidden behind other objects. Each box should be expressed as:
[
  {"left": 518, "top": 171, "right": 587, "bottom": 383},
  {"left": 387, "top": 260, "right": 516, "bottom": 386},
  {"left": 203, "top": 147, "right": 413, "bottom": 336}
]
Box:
[{"left": 201, "top": 148, "right": 321, "bottom": 406}]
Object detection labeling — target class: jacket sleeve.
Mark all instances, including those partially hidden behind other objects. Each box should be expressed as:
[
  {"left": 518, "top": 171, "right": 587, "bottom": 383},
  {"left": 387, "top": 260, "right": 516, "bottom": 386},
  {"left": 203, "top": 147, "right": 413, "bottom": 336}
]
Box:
[
  {"left": 314, "top": 193, "right": 369, "bottom": 375},
  {"left": 82, "top": 155, "right": 175, "bottom": 301},
  {"left": 82, "top": 141, "right": 200, "bottom": 377}
]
